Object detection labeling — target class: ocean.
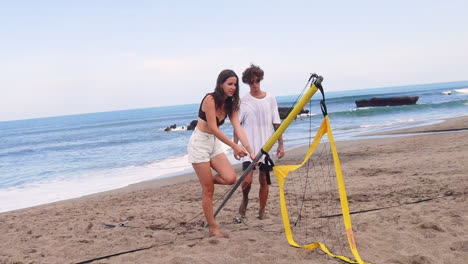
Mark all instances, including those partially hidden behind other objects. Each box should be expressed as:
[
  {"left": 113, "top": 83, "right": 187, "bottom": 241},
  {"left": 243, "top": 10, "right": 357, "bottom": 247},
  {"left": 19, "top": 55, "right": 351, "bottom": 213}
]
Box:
[{"left": 1, "top": 81, "right": 467, "bottom": 213}]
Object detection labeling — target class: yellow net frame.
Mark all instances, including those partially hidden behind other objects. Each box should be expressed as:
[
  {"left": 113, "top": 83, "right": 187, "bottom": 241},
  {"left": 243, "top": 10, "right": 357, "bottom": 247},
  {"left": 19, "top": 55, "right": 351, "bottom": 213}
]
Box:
[
  {"left": 273, "top": 116, "right": 371, "bottom": 264},
  {"left": 214, "top": 74, "right": 370, "bottom": 263}
]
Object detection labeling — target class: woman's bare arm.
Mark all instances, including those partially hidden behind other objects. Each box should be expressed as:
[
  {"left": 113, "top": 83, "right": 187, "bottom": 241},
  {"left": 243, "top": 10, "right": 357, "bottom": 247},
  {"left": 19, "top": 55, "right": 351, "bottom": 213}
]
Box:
[
  {"left": 229, "top": 110, "right": 255, "bottom": 160},
  {"left": 202, "top": 96, "right": 248, "bottom": 158}
]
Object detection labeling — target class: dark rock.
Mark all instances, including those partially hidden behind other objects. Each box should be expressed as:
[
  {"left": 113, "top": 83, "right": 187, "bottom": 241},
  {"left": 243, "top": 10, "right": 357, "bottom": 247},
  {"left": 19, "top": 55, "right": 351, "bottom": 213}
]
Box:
[
  {"left": 355, "top": 96, "right": 419, "bottom": 107},
  {"left": 170, "top": 107, "right": 309, "bottom": 132},
  {"left": 278, "top": 107, "right": 309, "bottom": 119},
  {"left": 187, "top": 120, "right": 198, "bottom": 130},
  {"left": 164, "top": 120, "right": 198, "bottom": 132},
  {"left": 164, "top": 124, "right": 178, "bottom": 131}
]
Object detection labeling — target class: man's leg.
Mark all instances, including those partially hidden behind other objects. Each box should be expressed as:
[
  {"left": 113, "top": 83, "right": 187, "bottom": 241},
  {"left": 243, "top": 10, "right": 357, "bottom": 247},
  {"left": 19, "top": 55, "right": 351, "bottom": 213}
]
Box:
[
  {"left": 239, "top": 162, "right": 254, "bottom": 217},
  {"left": 258, "top": 166, "right": 269, "bottom": 220}
]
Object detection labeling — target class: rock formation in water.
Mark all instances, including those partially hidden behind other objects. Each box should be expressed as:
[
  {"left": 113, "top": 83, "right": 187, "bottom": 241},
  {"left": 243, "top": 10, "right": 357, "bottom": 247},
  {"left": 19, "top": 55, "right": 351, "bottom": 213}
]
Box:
[
  {"left": 164, "top": 107, "right": 311, "bottom": 132},
  {"left": 355, "top": 96, "right": 419, "bottom": 107},
  {"left": 278, "top": 107, "right": 309, "bottom": 119},
  {"left": 187, "top": 120, "right": 198, "bottom": 130}
]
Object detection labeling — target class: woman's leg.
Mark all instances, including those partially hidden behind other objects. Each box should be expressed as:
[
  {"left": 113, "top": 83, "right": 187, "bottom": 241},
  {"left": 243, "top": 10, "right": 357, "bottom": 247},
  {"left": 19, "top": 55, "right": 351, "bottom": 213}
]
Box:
[
  {"left": 210, "top": 153, "right": 236, "bottom": 185},
  {"left": 192, "top": 162, "right": 224, "bottom": 237}
]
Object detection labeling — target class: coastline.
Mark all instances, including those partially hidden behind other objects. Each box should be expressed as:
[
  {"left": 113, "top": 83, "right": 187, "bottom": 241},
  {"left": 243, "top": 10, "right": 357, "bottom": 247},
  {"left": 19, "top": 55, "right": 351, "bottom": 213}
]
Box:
[
  {"left": 364, "top": 115, "right": 468, "bottom": 135},
  {"left": 84, "top": 114, "right": 468, "bottom": 200},
  {"left": 1, "top": 116, "right": 467, "bottom": 263}
]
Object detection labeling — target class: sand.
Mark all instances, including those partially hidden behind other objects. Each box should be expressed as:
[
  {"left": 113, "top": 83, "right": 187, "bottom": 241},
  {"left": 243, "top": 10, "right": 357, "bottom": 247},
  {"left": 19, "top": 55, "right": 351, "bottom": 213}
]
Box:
[{"left": 0, "top": 116, "right": 467, "bottom": 264}]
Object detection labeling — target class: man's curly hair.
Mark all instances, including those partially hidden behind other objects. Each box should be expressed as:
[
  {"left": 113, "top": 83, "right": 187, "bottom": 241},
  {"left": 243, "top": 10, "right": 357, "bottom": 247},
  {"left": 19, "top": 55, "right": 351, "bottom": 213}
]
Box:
[{"left": 242, "top": 64, "right": 264, "bottom": 84}]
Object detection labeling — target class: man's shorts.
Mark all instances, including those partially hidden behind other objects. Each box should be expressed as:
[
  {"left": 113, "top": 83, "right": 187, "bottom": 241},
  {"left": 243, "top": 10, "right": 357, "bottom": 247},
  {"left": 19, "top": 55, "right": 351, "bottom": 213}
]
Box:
[
  {"left": 187, "top": 128, "right": 224, "bottom": 163},
  {"left": 242, "top": 161, "right": 273, "bottom": 172}
]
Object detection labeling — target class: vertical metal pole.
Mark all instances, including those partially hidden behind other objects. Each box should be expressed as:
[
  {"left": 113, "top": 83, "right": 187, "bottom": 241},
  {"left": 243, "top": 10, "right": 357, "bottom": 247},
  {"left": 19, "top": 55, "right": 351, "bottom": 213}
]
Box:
[{"left": 213, "top": 151, "right": 263, "bottom": 217}]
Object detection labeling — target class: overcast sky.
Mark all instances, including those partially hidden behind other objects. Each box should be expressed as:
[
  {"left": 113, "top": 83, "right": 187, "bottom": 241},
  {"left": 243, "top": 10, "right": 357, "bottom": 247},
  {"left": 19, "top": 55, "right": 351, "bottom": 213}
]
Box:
[{"left": 1, "top": 0, "right": 467, "bottom": 122}]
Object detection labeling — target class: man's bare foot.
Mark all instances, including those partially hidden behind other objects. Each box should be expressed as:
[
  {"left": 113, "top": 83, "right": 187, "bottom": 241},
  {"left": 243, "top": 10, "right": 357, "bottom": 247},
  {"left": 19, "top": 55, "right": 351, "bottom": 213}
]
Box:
[
  {"left": 258, "top": 208, "right": 266, "bottom": 220},
  {"left": 239, "top": 198, "right": 248, "bottom": 217}
]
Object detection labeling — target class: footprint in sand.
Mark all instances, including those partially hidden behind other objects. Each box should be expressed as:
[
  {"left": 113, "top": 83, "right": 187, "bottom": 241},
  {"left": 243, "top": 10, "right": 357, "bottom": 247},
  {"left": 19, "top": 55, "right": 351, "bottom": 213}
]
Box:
[
  {"left": 449, "top": 240, "right": 468, "bottom": 252},
  {"left": 418, "top": 222, "right": 445, "bottom": 232},
  {"left": 387, "top": 254, "right": 434, "bottom": 264}
]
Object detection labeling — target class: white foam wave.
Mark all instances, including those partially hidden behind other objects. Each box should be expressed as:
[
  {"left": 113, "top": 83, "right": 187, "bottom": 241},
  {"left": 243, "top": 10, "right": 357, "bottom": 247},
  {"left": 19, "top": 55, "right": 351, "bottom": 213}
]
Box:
[
  {"left": 298, "top": 113, "right": 317, "bottom": 118},
  {"left": 441, "top": 88, "right": 468, "bottom": 95},
  {"left": 168, "top": 126, "right": 188, "bottom": 131},
  {"left": 0, "top": 143, "right": 246, "bottom": 213},
  {"left": 0, "top": 155, "right": 193, "bottom": 213},
  {"left": 360, "top": 119, "right": 415, "bottom": 128},
  {"left": 351, "top": 107, "right": 371, "bottom": 111},
  {"left": 160, "top": 126, "right": 188, "bottom": 131},
  {"left": 454, "top": 88, "right": 468, "bottom": 94}
]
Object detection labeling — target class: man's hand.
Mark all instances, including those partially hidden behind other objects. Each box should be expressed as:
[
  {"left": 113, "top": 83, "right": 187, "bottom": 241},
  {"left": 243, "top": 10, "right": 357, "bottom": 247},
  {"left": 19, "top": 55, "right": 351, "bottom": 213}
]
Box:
[{"left": 277, "top": 144, "right": 285, "bottom": 159}]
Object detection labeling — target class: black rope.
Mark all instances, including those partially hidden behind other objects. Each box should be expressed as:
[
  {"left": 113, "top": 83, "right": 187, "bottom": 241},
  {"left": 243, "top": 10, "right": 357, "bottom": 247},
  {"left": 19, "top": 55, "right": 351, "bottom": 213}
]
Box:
[
  {"left": 316, "top": 81, "right": 328, "bottom": 117},
  {"left": 317, "top": 196, "right": 446, "bottom": 219},
  {"left": 282, "top": 74, "right": 315, "bottom": 120},
  {"left": 261, "top": 149, "right": 275, "bottom": 185},
  {"left": 75, "top": 244, "right": 160, "bottom": 264}
]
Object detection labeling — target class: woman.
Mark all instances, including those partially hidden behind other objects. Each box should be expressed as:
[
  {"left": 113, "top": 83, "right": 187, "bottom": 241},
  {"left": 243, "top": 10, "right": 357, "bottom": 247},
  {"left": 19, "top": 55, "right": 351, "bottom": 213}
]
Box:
[{"left": 188, "top": 69, "right": 255, "bottom": 237}]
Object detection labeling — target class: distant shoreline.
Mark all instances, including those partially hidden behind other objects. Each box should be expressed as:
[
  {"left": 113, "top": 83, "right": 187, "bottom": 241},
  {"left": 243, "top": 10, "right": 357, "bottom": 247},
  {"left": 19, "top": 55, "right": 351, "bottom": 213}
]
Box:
[
  {"left": 363, "top": 115, "right": 468, "bottom": 135},
  {"left": 7, "top": 114, "right": 467, "bottom": 214}
]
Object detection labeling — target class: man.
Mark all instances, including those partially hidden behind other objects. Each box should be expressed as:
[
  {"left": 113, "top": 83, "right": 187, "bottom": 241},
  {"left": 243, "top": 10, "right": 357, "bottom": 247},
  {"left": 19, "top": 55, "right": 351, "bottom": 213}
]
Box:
[{"left": 234, "top": 64, "right": 284, "bottom": 219}]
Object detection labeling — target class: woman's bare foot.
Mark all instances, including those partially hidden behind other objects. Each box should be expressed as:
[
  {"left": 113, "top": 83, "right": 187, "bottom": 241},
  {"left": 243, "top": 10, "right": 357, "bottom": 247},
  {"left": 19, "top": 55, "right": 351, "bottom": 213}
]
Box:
[
  {"left": 239, "top": 198, "right": 248, "bottom": 217},
  {"left": 209, "top": 226, "right": 228, "bottom": 238}
]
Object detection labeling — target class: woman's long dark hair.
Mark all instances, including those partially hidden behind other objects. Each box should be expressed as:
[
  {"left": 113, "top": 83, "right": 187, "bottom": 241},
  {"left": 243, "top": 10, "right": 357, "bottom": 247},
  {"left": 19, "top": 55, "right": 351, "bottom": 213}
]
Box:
[{"left": 211, "top": 69, "right": 240, "bottom": 116}]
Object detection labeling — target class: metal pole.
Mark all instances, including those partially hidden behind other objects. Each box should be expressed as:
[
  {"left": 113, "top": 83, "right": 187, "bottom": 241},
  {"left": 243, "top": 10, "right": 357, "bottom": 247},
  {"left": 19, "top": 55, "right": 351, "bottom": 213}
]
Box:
[{"left": 213, "top": 151, "right": 263, "bottom": 217}]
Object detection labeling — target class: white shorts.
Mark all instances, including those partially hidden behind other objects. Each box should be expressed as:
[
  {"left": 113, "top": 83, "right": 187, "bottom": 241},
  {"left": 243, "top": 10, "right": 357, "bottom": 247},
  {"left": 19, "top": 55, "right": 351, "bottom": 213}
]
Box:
[{"left": 187, "top": 128, "right": 225, "bottom": 163}]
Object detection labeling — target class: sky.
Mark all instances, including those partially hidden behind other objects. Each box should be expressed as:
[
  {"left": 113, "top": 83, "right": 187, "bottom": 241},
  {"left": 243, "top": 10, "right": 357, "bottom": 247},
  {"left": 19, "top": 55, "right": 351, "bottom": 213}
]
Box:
[{"left": 1, "top": 0, "right": 467, "bottom": 122}]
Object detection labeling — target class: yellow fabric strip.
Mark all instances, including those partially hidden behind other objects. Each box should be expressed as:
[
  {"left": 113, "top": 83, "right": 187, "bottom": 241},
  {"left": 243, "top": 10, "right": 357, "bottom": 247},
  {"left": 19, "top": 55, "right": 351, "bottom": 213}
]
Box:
[
  {"left": 325, "top": 116, "right": 363, "bottom": 262},
  {"left": 273, "top": 117, "right": 371, "bottom": 264}
]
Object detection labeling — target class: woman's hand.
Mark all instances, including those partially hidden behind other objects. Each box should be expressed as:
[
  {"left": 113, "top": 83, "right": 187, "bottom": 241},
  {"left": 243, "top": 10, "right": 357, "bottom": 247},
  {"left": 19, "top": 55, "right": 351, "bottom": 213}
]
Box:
[
  {"left": 232, "top": 144, "right": 248, "bottom": 160},
  {"left": 249, "top": 151, "right": 256, "bottom": 161}
]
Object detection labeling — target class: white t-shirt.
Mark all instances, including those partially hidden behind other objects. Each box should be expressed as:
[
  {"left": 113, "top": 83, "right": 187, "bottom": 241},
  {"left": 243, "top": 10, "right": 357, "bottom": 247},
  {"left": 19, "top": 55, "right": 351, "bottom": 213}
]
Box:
[{"left": 239, "top": 92, "right": 281, "bottom": 162}]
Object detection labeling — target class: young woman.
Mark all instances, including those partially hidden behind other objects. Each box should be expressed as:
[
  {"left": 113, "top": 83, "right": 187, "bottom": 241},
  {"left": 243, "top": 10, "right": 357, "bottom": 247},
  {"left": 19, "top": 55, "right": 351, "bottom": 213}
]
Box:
[{"left": 188, "top": 69, "right": 255, "bottom": 237}]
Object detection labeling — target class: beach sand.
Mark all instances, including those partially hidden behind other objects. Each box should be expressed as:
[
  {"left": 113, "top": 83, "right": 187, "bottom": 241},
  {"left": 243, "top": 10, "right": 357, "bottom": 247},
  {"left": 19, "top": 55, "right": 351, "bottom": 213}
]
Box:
[{"left": 0, "top": 116, "right": 467, "bottom": 264}]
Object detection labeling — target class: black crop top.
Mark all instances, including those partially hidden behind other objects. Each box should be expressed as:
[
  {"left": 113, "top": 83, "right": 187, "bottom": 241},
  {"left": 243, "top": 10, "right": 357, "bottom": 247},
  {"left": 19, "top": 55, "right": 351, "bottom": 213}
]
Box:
[{"left": 198, "top": 94, "right": 226, "bottom": 126}]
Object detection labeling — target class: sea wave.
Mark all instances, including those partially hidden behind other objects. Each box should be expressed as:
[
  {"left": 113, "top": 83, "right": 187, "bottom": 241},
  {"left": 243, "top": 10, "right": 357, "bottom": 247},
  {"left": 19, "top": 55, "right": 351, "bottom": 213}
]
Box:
[
  {"left": 0, "top": 135, "right": 163, "bottom": 158},
  {"left": 0, "top": 154, "right": 193, "bottom": 213},
  {"left": 279, "top": 83, "right": 468, "bottom": 107},
  {"left": 360, "top": 119, "right": 415, "bottom": 128},
  {"left": 1, "top": 125, "right": 166, "bottom": 151},
  {"left": 1, "top": 113, "right": 197, "bottom": 139},
  {"left": 454, "top": 88, "right": 468, "bottom": 94},
  {"left": 328, "top": 99, "right": 468, "bottom": 117},
  {"left": 441, "top": 88, "right": 468, "bottom": 95}
]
